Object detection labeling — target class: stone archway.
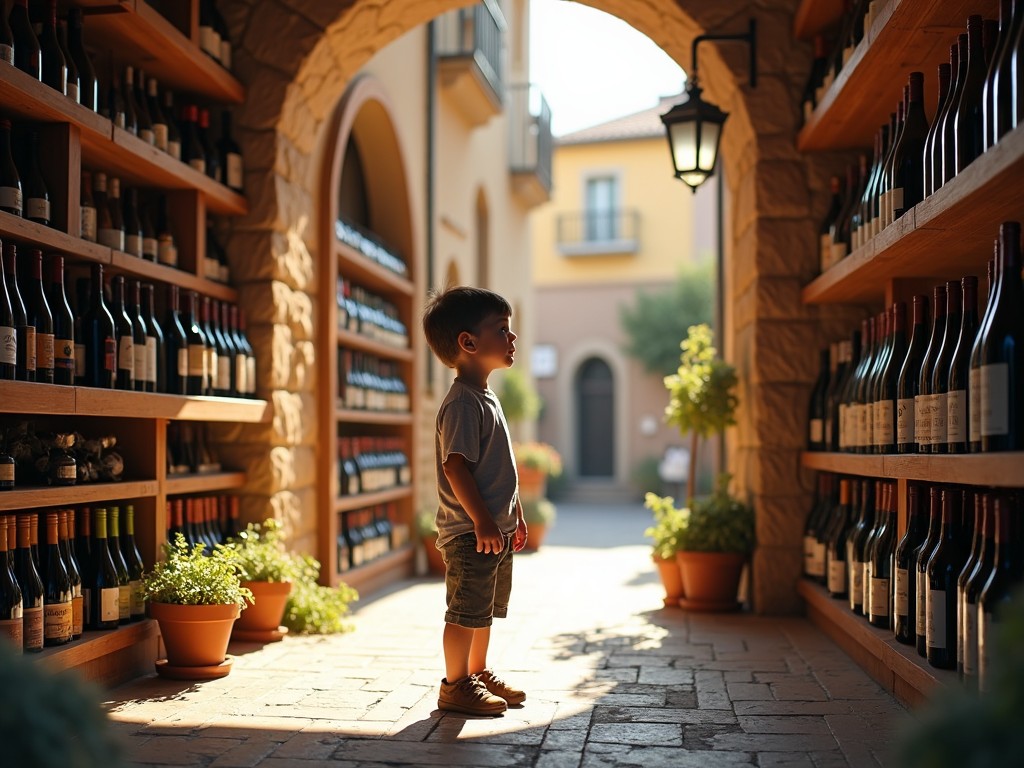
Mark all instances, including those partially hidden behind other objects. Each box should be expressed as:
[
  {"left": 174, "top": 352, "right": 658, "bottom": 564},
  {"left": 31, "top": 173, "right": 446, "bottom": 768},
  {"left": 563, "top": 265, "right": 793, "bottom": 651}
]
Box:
[{"left": 219, "top": 0, "right": 837, "bottom": 614}]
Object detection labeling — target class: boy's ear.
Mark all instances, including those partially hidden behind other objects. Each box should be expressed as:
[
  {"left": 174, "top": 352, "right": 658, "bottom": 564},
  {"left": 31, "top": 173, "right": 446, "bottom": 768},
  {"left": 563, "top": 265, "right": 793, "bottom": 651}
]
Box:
[{"left": 457, "top": 331, "right": 477, "bottom": 354}]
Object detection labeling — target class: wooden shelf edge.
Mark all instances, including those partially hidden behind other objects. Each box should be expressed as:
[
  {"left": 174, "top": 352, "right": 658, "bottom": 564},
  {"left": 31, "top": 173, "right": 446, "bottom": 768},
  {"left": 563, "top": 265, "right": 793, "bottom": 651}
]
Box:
[
  {"left": 334, "top": 544, "right": 415, "bottom": 594},
  {"left": 38, "top": 619, "right": 157, "bottom": 673},
  {"left": 0, "top": 380, "right": 77, "bottom": 415},
  {"left": 166, "top": 471, "right": 246, "bottom": 495},
  {"left": 798, "top": 580, "right": 956, "bottom": 707},
  {"left": 801, "top": 451, "right": 1024, "bottom": 487},
  {"left": 335, "top": 487, "right": 413, "bottom": 513},
  {"left": 0, "top": 61, "right": 113, "bottom": 140},
  {"left": 0, "top": 479, "right": 160, "bottom": 512},
  {"left": 800, "top": 452, "right": 886, "bottom": 477},
  {"left": 74, "top": 389, "right": 271, "bottom": 422},
  {"left": 110, "top": 250, "right": 239, "bottom": 302},
  {"left": 0, "top": 211, "right": 113, "bottom": 264},
  {"left": 336, "top": 329, "right": 414, "bottom": 361},
  {"left": 336, "top": 408, "right": 414, "bottom": 426},
  {"left": 336, "top": 240, "right": 414, "bottom": 296}
]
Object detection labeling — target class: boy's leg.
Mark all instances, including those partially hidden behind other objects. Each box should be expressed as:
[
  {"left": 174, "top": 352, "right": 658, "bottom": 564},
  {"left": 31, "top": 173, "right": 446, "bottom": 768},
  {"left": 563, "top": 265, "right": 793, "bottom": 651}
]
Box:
[
  {"left": 468, "top": 625, "right": 490, "bottom": 675},
  {"left": 443, "top": 622, "right": 475, "bottom": 683}
]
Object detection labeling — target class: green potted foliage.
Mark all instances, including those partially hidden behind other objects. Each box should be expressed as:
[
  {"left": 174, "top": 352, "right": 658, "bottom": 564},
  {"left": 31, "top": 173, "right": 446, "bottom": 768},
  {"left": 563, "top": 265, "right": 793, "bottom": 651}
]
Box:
[
  {"left": 653, "top": 323, "right": 753, "bottom": 612},
  {"left": 416, "top": 508, "right": 445, "bottom": 576},
  {"left": 521, "top": 497, "right": 557, "bottom": 551},
  {"left": 513, "top": 441, "right": 563, "bottom": 501},
  {"left": 223, "top": 519, "right": 302, "bottom": 642},
  {"left": 643, "top": 492, "right": 687, "bottom": 606},
  {"left": 142, "top": 533, "right": 252, "bottom": 678}
]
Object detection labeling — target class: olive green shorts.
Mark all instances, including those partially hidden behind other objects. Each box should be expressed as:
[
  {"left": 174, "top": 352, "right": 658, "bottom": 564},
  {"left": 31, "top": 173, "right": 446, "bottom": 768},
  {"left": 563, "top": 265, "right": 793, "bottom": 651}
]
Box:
[{"left": 441, "top": 532, "right": 514, "bottom": 628}]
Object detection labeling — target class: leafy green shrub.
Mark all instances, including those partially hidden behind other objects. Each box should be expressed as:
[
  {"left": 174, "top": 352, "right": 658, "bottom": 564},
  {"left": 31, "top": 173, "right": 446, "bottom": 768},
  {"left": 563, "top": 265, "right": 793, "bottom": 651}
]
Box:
[
  {"left": 681, "top": 473, "right": 755, "bottom": 554},
  {"left": 522, "top": 498, "right": 557, "bottom": 526},
  {"left": 643, "top": 492, "right": 687, "bottom": 560},
  {"left": 282, "top": 553, "right": 358, "bottom": 635},
  {"left": 142, "top": 533, "right": 252, "bottom": 608},
  {"left": 223, "top": 519, "right": 302, "bottom": 583}
]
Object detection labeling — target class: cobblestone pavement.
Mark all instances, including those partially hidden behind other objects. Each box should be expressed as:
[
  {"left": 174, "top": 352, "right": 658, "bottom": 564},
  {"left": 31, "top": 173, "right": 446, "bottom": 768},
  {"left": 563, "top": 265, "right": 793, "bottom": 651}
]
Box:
[{"left": 105, "top": 504, "right": 909, "bottom": 767}]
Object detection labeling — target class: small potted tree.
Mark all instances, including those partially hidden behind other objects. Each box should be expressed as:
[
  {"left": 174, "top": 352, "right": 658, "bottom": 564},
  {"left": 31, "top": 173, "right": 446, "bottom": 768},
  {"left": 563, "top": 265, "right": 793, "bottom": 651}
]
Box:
[
  {"left": 223, "top": 519, "right": 302, "bottom": 643},
  {"left": 644, "top": 492, "right": 686, "bottom": 606},
  {"left": 143, "top": 534, "right": 252, "bottom": 679}
]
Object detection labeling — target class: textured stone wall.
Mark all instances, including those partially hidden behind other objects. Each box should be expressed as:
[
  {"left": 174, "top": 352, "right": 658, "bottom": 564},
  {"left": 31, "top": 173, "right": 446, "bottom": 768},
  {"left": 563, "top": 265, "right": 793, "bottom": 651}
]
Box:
[{"left": 215, "top": 0, "right": 861, "bottom": 612}]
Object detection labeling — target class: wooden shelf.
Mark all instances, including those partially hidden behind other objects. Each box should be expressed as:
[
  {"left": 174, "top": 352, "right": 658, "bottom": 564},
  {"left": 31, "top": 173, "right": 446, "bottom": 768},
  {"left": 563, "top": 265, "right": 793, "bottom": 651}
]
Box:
[
  {"left": 797, "top": 0, "right": 987, "bottom": 151},
  {"left": 0, "top": 59, "right": 113, "bottom": 141},
  {"left": 801, "top": 451, "right": 1024, "bottom": 487},
  {"left": 336, "top": 544, "right": 415, "bottom": 593},
  {"left": 83, "top": 0, "right": 245, "bottom": 104},
  {"left": 335, "top": 241, "right": 415, "bottom": 297},
  {"left": 803, "top": 121, "right": 1024, "bottom": 304},
  {"left": 336, "top": 328, "right": 413, "bottom": 361},
  {"left": 39, "top": 619, "right": 157, "bottom": 673},
  {"left": 166, "top": 471, "right": 246, "bottom": 495},
  {"left": 110, "top": 250, "right": 238, "bottom": 302},
  {"left": 793, "top": 0, "right": 844, "bottom": 40},
  {"left": 336, "top": 408, "right": 414, "bottom": 426},
  {"left": 0, "top": 480, "right": 159, "bottom": 512},
  {"left": 0, "top": 379, "right": 77, "bottom": 415},
  {"left": 335, "top": 487, "right": 412, "bottom": 514},
  {"left": 799, "top": 580, "right": 956, "bottom": 708}
]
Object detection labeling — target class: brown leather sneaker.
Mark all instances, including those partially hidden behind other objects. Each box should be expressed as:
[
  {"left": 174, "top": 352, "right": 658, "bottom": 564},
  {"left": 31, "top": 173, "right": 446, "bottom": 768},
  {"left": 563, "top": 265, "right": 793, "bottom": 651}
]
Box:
[
  {"left": 477, "top": 668, "right": 526, "bottom": 705},
  {"left": 438, "top": 674, "right": 508, "bottom": 716}
]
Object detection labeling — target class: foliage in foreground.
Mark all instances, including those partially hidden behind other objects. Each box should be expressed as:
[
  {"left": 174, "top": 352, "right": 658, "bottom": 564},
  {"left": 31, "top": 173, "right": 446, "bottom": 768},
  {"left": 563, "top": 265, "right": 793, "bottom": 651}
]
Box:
[
  {"left": 142, "top": 533, "right": 252, "bottom": 608},
  {"left": 282, "top": 552, "right": 359, "bottom": 635}
]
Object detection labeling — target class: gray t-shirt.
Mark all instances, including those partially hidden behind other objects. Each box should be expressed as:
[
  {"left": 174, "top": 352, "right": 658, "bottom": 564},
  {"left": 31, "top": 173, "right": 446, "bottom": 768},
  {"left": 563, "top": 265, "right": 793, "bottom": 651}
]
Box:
[{"left": 434, "top": 379, "right": 518, "bottom": 548}]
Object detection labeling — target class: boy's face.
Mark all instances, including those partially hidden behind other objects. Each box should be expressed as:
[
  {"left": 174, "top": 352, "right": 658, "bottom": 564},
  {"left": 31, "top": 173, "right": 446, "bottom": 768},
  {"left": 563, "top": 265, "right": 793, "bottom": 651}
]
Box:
[{"left": 461, "top": 313, "right": 517, "bottom": 371}]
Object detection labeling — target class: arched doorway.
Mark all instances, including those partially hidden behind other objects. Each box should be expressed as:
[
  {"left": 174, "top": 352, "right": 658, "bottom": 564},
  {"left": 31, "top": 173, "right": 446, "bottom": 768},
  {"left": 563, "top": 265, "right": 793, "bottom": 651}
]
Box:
[{"left": 576, "top": 357, "right": 615, "bottom": 477}]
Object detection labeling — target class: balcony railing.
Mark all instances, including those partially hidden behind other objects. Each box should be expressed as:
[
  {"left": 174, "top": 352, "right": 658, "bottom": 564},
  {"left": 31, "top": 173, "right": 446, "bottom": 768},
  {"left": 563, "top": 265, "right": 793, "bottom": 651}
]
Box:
[
  {"left": 556, "top": 209, "right": 641, "bottom": 256},
  {"left": 508, "top": 83, "right": 553, "bottom": 205},
  {"left": 434, "top": 0, "right": 505, "bottom": 115}
]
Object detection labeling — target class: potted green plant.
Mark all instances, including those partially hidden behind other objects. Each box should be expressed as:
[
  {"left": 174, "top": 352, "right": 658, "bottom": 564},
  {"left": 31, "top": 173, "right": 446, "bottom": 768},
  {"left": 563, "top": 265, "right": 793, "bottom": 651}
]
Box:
[
  {"left": 142, "top": 533, "right": 252, "bottom": 679},
  {"left": 513, "top": 441, "right": 563, "bottom": 501},
  {"left": 521, "top": 497, "right": 557, "bottom": 551},
  {"left": 223, "top": 519, "right": 301, "bottom": 643},
  {"left": 644, "top": 492, "right": 687, "bottom": 606},
  {"left": 416, "top": 509, "right": 445, "bottom": 576}
]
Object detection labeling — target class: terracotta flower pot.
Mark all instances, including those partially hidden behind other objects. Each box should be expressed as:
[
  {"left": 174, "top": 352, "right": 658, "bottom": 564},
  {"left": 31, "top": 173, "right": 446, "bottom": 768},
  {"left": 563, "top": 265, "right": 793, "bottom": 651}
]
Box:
[
  {"left": 522, "top": 523, "right": 547, "bottom": 551},
  {"left": 151, "top": 602, "right": 240, "bottom": 668},
  {"left": 675, "top": 551, "right": 746, "bottom": 612},
  {"left": 232, "top": 581, "right": 292, "bottom": 642},
  {"left": 653, "top": 553, "right": 684, "bottom": 607},
  {"left": 423, "top": 534, "right": 446, "bottom": 575},
  {"left": 517, "top": 465, "right": 547, "bottom": 501}
]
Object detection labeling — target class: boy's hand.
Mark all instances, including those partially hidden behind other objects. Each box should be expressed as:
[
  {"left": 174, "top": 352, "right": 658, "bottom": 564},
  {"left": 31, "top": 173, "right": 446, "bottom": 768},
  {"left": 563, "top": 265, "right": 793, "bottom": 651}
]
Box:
[
  {"left": 474, "top": 517, "right": 505, "bottom": 554},
  {"left": 513, "top": 516, "right": 528, "bottom": 552}
]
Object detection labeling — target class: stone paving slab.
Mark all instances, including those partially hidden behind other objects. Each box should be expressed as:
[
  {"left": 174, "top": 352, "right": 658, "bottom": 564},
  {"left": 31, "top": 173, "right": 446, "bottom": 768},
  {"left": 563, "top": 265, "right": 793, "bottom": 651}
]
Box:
[{"left": 105, "top": 504, "right": 908, "bottom": 767}]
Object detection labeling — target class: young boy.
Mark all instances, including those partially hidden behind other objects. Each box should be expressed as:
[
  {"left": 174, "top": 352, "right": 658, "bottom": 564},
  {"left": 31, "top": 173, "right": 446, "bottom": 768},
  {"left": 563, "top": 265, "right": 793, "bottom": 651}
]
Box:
[{"left": 422, "top": 286, "right": 529, "bottom": 717}]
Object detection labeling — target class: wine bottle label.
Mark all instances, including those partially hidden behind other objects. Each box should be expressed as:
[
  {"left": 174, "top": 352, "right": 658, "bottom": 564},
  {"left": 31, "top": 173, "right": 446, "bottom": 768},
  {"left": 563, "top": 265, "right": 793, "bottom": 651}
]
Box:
[
  {"left": 26, "top": 196, "right": 50, "bottom": 222},
  {"left": 863, "top": 561, "right": 872, "bottom": 613},
  {"left": 0, "top": 617, "right": 23, "bottom": 648},
  {"left": 168, "top": 139, "right": 182, "bottom": 161},
  {"left": 177, "top": 347, "right": 188, "bottom": 377},
  {"left": 875, "top": 400, "right": 894, "bottom": 445},
  {"left": 0, "top": 326, "right": 15, "bottom": 365},
  {"left": 870, "top": 577, "right": 890, "bottom": 617},
  {"left": 838, "top": 403, "right": 849, "bottom": 449},
  {"left": 80, "top": 205, "right": 97, "bottom": 241},
  {"left": 189, "top": 158, "right": 206, "bottom": 175},
  {"left": 140, "top": 128, "right": 155, "bottom": 146},
  {"left": 930, "top": 392, "right": 948, "bottom": 444},
  {"left": 235, "top": 354, "right": 247, "bottom": 395},
  {"left": 71, "top": 595, "right": 83, "bottom": 636},
  {"left": 130, "top": 579, "right": 144, "bottom": 617},
  {"left": 0, "top": 462, "right": 13, "bottom": 483},
  {"left": 44, "top": 602, "right": 73, "bottom": 641},
  {"left": 158, "top": 237, "right": 178, "bottom": 267},
  {"left": 153, "top": 123, "right": 169, "bottom": 152},
  {"left": 246, "top": 357, "right": 256, "bottom": 394},
  {"left": 134, "top": 340, "right": 148, "bottom": 383},
  {"left": 126, "top": 233, "right": 144, "bottom": 258},
  {"left": 36, "top": 332, "right": 54, "bottom": 370},
  {"left": 68, "top": 82, "right": 80, "bottom": 104},
  {"left": 57, "top": 462, "right": 75, "bottom": 480},
  {"left": 118, "top": 584, "right": 130, "bottom": 620},
  {"left": 200, "top": 26, "right": 221, "bottom": 60},
  {"left": 946, "top": 389, "right": 966, "bottom": 444},
  {"left": 980, "top": 363, "right": 1009, "bottom": 436},
  {"left": 207, "top": 349, "right": 218, "bottom": 389},
  {"left": 827, "top": 558, "right": 846, "bottom": 594},
  {"left": 143, "top": 237, "right": 159, "bottom": 260},
  {"left": 99, "top": 586, "right": 119, "bottom": 622},
  {"left": 927, "top": 589, "right": 947, "bottom": 648},
  {"left": 830, "top": 241, "right": 847, "bottom": 267},
  {"left": 894, "top": 567, "right": 909, "bottom": 617},
  {"left": 54, "top": 338, "right": 74, "bottom": 370},
  {"left": 819, "top": 234, "right": 831, "bottom": 272},
  {"left": 188, "top": 344, "right": 205, "bottom": 377},
  {"left": 218, "top": 356, "right": 230, "bottom": 390},
  {"left": 145, "top": 337, "right": 157, "bottom": 383},
  {"left": 897, "top": 398, "right": 915, "bottom": 444},
  {"left": 891, "top": 187, "right": 904, "bottom": 216},
  {"left": 74, "top": 341, "right": 86, "bottom": 377},
  {"left": 104, "top": 336, "right": 117, "bottom": 373},
  {"left": 0, "top": 44, "right": 13, "bottom": 65},
  {"left": 850, "top": 558, "right": 863, "bottom": 606},
  {"left": 846, "top": 403, "right": 860, "bottom": 447},
  {"left": 809, "top": 418, "right": 823, "bottom": 445},
  {"left": 23, "top": 606, "right": 43, "bottom": 650},
  {"left": 915, "top": 393, "right": 934, "bottom": 445},
  {"left": 118, "top": 336, "right": 134, "bottom": 375},
  {"left": 0, "top": 185, "right": 22, "bottom": 214},
  {"left": 812, "top": 542, "right": 826, "bottom": 578},
  {"left": 98, "top": 227, "right": 125, "bottom": 252},
  {"left": 969, "top": 367, "right": 982, "bottom": 443},
  {"left": 205, "top": 256, "right": 218, "bottom": 280},
  {"left": 979, "top": 609, "right": 993, "bottom": 692},
  {"left": 227, "top": 152, "right": 243, "bottom": 191},
  {"left": 22, "top": 326, "right": 36, "bottom": 371}
]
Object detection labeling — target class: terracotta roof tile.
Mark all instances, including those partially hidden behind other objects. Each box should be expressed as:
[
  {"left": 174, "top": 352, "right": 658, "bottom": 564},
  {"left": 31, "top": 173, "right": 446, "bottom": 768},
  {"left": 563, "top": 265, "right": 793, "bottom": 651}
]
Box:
[{"left": 556, "top": 93, "right": 683, "bottom": 145}]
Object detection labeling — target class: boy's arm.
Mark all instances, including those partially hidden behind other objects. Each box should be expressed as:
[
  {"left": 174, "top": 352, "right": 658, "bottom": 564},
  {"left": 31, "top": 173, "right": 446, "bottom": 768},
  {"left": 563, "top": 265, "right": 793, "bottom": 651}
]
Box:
[
  {"left": 512, "top": 495, "right": 528, "bottom": 552},
  {"left": 442, "top": 453, "right": 505, "bottom": 554}
]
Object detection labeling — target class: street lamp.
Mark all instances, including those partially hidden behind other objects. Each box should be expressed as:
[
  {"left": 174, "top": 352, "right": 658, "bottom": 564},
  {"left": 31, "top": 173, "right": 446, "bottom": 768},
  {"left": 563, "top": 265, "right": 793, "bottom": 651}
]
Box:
[{"left": 661, "top": 19, "right": 758, "bottom": 192}]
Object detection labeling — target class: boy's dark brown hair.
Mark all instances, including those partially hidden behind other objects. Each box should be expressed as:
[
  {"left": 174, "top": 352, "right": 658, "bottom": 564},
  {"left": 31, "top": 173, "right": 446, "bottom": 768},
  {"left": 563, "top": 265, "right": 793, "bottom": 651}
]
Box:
[{"left": 422, "top": 286, "right": 513, "bottom": 368}]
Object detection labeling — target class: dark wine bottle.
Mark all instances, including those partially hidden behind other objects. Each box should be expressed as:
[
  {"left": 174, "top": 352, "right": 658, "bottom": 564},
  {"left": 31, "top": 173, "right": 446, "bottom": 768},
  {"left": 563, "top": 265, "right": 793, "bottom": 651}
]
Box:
[
  {"left": 916, "top": 285, "right": 947, "bottom": 453},
  {"left": 82, "top": 262, "right": 116, "bottom": 388},
  {"left": 875, "top": 302, "right": 906, "bottom": 454},
  {"left": 134, "top": 68, "right": 154, "bottom": 145},
  {"left": 199, "top": 0, "right": 221, "bottom": 62},
  {"left": 22, "top": 131, "right": 50, "bottom": 226},
  {"left": 14, "top": 514, "right": 43, "bottom": 652},
  {"left": 199, "top": 108, "right": 220, "bottom": 184},
  {"left": 39, "top": 0, "right": 66, "bottom": 95},
  {"left": 122, "top": 505, "right": 145, "bottom": 622},
  {"left": 837, "top": 327, "right": 864, "bottom": 451},
  {"left": 120, "top": 64, "right": 137, "bottom": 136},
  {"left": 219, "top": 300, "right": 237, "bottom": 396},
  {"left": 849, "top": 316, "right": 875, "bottom": 454},
  {"left": 894, "top": 483, "right": 927, "bottom": 644},
  {"left": 891, "top": 74, "right": 930, "bottom": 219},
  {"left": 914, "top": 486, "right": 944, "bottom": 657},
  {"left": 846, "top": 478, "right": 875, "bottom": 615},
  {"left": 2, "top": 240, "right": 18, "bottom": 381},
  {"left": 953, "top": 16, "right": 989, "bottom": 173},
  {"left": 802, "top": 473, "right": 829, "bottom": 583},
  {"left": 853, "top": 129, "right": 880, "bottom": 249},
  {"left": 184, "top": 290, "right": 207, "bottom": 396},
  {"left": 868, "top": 481, "right": 896, "bottom": 628},
  {"left": 825, "top": 340, "right": 851, "bottom": 451},
  {"left": 956, "top": 493, "right": 984, "bottom": 680},
  {"left": 140, "top": 195, "right": 158, "bottom": 262},
  {"left": 108, "top": 176, "right": 126, "bottom": 251},
  {"left": 9, "top": 0, "right": 40, "bottom": 81},
  {"left": 938, "top": 35, "right": 969, "bottom": 190},
  {"left": 75, "top": 507, "right": 92, "bottom": 622},
  {"left": 89, "top": 508, "right": 118, "bottom": 630},
  {"left": 163, "top": 89, "right": 182, "bottom": 161},
  {"left": 0, "top": 4, "right": 13, "bottom": 66},
  {"left": 979, "top": 221, "right": 1024, "bottom": 450},
  {"left": 237, "top": 308, "right": 256, "bottom": 397},
  {"left": 111, "top": 275, "right": 135, "bottom": 391},
  {"left": 897, "top": 295, "right": 929, "bottom": 453},
  {"left": 976, "top": 493, "right": 1016, "bottom": 693},
  {"left": 860, "top": 481, "right": 884, "bottom": 618},
  {"left": 925, "top": 488, "right": 966, "bottom": 669},
  {"left": 969, "top": 254, "right": 997, "bottom": 453},
  {"left": 929, "top": 280, "right": 963, "bottom": 454},
  {"left": 219, "top": 110, "right": 243, "bottom": 192},
  {"left": 142, "top": 283, "right": 164, "bottom": 393},
  {"left": 59, "top": 510, "right": 82, "bottom": 640},
  {"left": 48, "top": 255, "right": 74, "bottom": 385},
  {"left": 946, "top": 276, "right": 979, "bottom": 453},
  {"left": 866, "top": 309, "right": 892, "bottom": 453},
  {"left": 147, "top": 77, "right": 168, "bottom": 153},
  {"left": 983, "top": 0, "right": 1015, "bottom": 149},
  {"left": 801, "top": 35, "right": 829, "bottom": 123},
  {"left": 26, "top": 249, "right": 53, "bottom": 384},
  {"left": 128, "top": 280, "right": 148, "bottom": 393},
  {"left": 106, "top": 507, "right": 130, "bottom": 625},
  {"left": 923, "top": 61, "right": 953, "bottom": 198},
  {"left": 211, "top": 300, "right": 232, "bottom": 396},
  {"left": 66, "top": 9, "right": 96, "bottom": 111},
  {"left": 2, "top": 242, "right": 35, "bottom": 381},
  {"left": 41, "top": 511, "right": 71, "bottom": 647},
  {"left": 164, "top": 284, "right": 187, "bottom": 395},
  {"left": 880, "top": 93, "right": 906, "bottom": 232},
  {"left": 123, "top": 187, "right": 143, "bottom": 258},
  {"left": 0, "top": 515, "right": 23, "bottom": 649},
  {"left": 95, "top": 172, "right": 124, "bottom": 251},
  {"left": 201, "top": 295, "right": 217, "bottom": 395},
  {"left": 79, "top": 169, "right": 96, "bottom": 242},
  {"left": 181, "top": 105, "right": 206, "bottom": 174},
  {"left": 0, "top": 118, "right": 23, "bottom": 217},
  {"left": 826, "top": 478, "right": 853, "bottom": 598},
  {"left": 809, "top": 349, "right": 831, "bottom": 452}
]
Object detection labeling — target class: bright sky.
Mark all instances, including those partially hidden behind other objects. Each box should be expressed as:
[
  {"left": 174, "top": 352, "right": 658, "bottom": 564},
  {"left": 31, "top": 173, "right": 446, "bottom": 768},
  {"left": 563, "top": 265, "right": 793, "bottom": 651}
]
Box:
[{"left": 529, "top": 0, "right": 687, "bottom": 137}]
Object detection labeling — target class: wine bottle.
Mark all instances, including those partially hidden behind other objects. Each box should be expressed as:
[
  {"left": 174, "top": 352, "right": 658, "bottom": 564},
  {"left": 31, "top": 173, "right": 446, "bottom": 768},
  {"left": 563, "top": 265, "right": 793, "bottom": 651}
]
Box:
[
  {"left": 849, "top": 316, "right": 875, "bottom": 454},
  {"left": 860, "top": 481, "right": 884, "bottom": 619},
  {"left": 133, "top": 68, "right": 154, "bottom": 145},
  {"left": 181, "top": 105, "right": 206, "bottom": 174},
  {"left": 946, "top": 276, "right": 979, "bottom": 453},
  {"left": 801, "top": 35, "right": 829, "bottom": 123},
  {"left": 956, "top": 493, "right": 984, "bottom": 681},
  {"left": 871, "top": 120, "right": 894, "bottom": 241},
  {"left": 201, "top": 295, "right": 217, "bottom": 395},
  {"left": 129, "top": 280, "right": 148, "bottom": 393},
  {"left": 853, "top": 129, "right": 879, "bottom": 249},
  {"left": 9, "top": 0, "right": 39, "bottom": 80},
  {"left": 914, "top": 486, "right": 944, "bottom": 656},
  {"left": 838, "top": 326, "right": 864, "bottom": 451},
  {"left": 824, "top": 340, "right": 850, "bottom": 451},
  {"left": 953, "top": 16, "right": 989, "bottom": 173},
  {"left": 140, "top": 196, "right": 158, "bottom": 262},
  {"left": 880, "top": 93, "right": 906, "bottom": 232},
  {"left": 929, "top": 281, "right": 962, "bottom": 454},
  {"left": 75, "top": 507, "right": 92, "bottom": 622},
  {"left": 147, "top": 77, "right": 168, "bottom": 153},
  {"left": 846, "top": 478, "right": 875, "bottom": 615},
  {"left": 80, "top": 169, "right": 96, "bottom": 242},
  {"left": 95, "top": 172, "right": 123, "bottom": 251},
  {"left": 66, "top": 9, "right": 96, "bottom": 111},
  {"left": 123, "top": 187, "right": 143, "bottom": 258},
  {"left": 916, "top": 285, "right": 947, "bottom": 453},
  {"left": 926, "top": 488, "right": 966, "bottom": 669},
  {"left": 109, "top": 276, "right": 134, "bottom": 390},
  {"left": 0, "top": 515, "right": 23, "bottom": 650},
  {"left": 198, "top": 108, "right": 220, "bottom": 183},
  {"left": 828, "top": 162, "right": 859, "bottom": 267},
  {"left": 826, "top": 478, "right": 853, "bottom": 598},
  {"left": 164, "top": 284, "right": 187, "bottom": 395},
  {"left": 21, "top": 131, "right": 50, "bottom": 226},
  {"left": 82, "top": 263, "right": 116, "bottom": 388},
  {"left": 142, "top": 283, "right": 164, "bottom": 393},
  {"left": 808, "top": 348, "right": 830, "bottom": 451},
  {"left": 2, "top": 242, "right": 35, "bottom": 381},
  {"left": 890, "top": 74, "right": 930, "bottom": 220},
  {"left": 868, "top": 481, "right": 895, "bottom": 628},
  {"left": 979, "top": 221, "right": 1024, "bottom": 450},
  {"left": 894, "top": 483, "right": 927, "bottom": 644},
  {"left": 41, "top": 512, "right": 72, "bottom": 647},
  {"left": 39, "top": 0, "right": 66, "bottom": 95},
  {"left": 969, "top": 254, "right": 997, "bottom": 453},
  {"left": 27, "top": 249, "right": 53, "bottom": 384},
  {"left": 213, "top": 1, "right": 231, "bottom": 68},
  {"left": 163, "top": 90, "right": 182, "bottom": 161},
  {"left": 866, "top": 309, "right": 892, "bottom": 453},
  {"left": 2, "top": 241, "right": 18, "bottom": 382},
  {"left": 48, "top": 255, "right": 74, "bottom": 385},
  {"left": 875, "top": 302, "right": 906, "bottom": 454},
  {"left": 106, "top": 507, "right": 130, "bottom": 625},
  {"left": 976, "top": 493, "right": 1013, "bottom": 693},
  {"left": 121, "top": 505, "right": 144, "bottom": 622},
  {"left": 184, "top": 290, "right": 207, "bottom": 396},
  {"left": 983, "top": 0, "right": 1015, "bottom": 149},
  {"left": 59, "top": 510, "right": 82, "bottom": 640},
  {"left": 53, "top": 19, "right": 77, "bottom": 103},
  {"left": 0, "top": 5, "right": 13, "bottom": 66},
  {"left": 219, "top": 110, "right": 243, "bottom": 192},
  {"left": 210, "top": 300, "right": 231, "bottom": 396},
  {"left": 938, "top": 36, "right": 969, "bottom": 191},
  {"left": 896, "top": 295, "right": 930, "bottom": 453},
  {"left": 238, "top": 308, "right": 256, "bottom": 397},
  {"left": 199, "top": 0, "right": 221, "bottom": 62},
  {"left": 14, "top": 514, "right": 43, "bottom": 652},
  {"left": 923, "top": 62, "right": 953, "bottom": 199},
  {"left": 0, "top": 119, "right": 23, "bottom": 217},
  {"left": 108, "top": 176, "right": 126, "bottom": 251},
  {"left": 120, "top": 64, "right": 137, "bottom": 136},
  {"left": 219, "top": 300, "right": 237, "bottom": 396},
  {"left": 818, "top": 176, "right": 843, "bottom": 271},
  {"left": 89, "top": 508, "right": 118, "bottom": 630}
]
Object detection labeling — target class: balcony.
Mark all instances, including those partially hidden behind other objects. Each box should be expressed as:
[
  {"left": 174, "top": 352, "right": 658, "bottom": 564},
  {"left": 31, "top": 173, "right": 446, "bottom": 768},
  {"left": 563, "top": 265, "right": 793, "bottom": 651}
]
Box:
[
  {"left": 508, "top": 84, "right": 553, "bottom": 207},
  {"left": 434, "top": 0, "right": 505, "bottom": 128},
  {"left": 556, "top": 209, "right": 640, "bottom": 257}
]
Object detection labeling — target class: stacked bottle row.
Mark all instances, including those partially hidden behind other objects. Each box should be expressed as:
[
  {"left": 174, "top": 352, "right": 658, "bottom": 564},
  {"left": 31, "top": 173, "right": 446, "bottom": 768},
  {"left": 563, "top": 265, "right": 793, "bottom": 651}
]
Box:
[
  {"left": 799, "top": 1, "right": 875, "bottom": 122},
  {"left": 337, "top": 436, "right": 412, "bottom": 497},
  {"left": 1, "top": 1, "right": 243, "bottom": 191},
  {"left": 0, "top": 504, "right": 145, "bottom": 654},
  {"left": 167, "top": 422, "right": 223, "bottom": 477},
  {"left": 337, "top": 278, "right": 409, "bottom": 349},
  {"left": 803, "top": 473, "right": 1023, "bottom": 689},
  {"left": 0, "top": 422, "right": 125, "bottom": 490},
  {"left": 336, "top": 503, "right": 409, "bottom": 574},
  {"left": 807, "top": 221, "right": 1023, "bottom": 453},
  {"left": 0, "top": 248, "right": 256, "bottom": 396},
  {"left": 818, "top": 7, "right": 1024, "bottom": 269},
  {"left": 338, "top": 349, "right": 410, "bottom": 413},
  {"left": 165, "top": 494, "right": 241, "bottom": 552},
  {"left": 335, "top": 219, "right": 408, "bottom": 278}
]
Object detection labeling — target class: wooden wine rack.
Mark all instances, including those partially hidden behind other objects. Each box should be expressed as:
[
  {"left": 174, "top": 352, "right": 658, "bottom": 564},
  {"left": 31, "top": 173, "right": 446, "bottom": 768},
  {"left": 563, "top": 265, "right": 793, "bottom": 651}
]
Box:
[
  {"left": 0, "top": 0, "right": 267, "bottom": 686},
  {"left": 793, "top": 0, "right": 1022, "bottom": 706}
]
